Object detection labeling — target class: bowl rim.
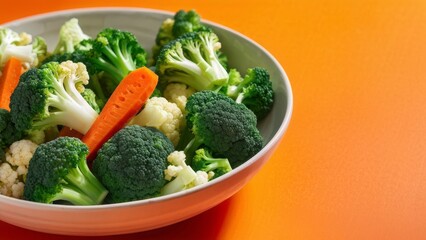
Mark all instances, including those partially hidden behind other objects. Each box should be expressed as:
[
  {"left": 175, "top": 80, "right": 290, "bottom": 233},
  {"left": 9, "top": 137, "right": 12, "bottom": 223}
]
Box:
[{"left": 0, "top": 7, "right": 293, "bottom": 211}]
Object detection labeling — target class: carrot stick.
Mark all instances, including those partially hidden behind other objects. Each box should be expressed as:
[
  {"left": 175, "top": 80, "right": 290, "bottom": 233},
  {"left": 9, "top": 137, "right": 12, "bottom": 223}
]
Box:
[
  {"left": 82, "top": 67, "right": 158, "bottom": 161},
  {"left": 0, "top": 57, "right": 22, "bottom": 110},
  {"left": 59, "top": 127, "right": 84, "bottom": 139}
]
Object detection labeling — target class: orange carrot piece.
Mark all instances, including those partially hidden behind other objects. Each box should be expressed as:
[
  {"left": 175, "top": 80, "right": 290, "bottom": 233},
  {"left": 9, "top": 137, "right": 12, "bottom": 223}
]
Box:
[
  {"left": 82, "top": 67, "right": 158, "bottom": 161},
  {"left": 59, "top": 127, "right": 84, "bottom": 139},
  {"left": 0, "top": 57, "right": 22, "bottom": 110}
]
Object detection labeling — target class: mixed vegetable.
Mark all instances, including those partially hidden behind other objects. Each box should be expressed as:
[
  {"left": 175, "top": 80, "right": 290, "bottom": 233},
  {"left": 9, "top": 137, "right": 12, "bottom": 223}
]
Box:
[{"left": 0, "top": 10, "right": 274, "bottom": 205}]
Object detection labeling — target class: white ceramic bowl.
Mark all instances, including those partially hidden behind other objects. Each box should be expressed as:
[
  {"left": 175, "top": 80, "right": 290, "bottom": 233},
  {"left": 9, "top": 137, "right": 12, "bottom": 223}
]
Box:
[{"left": 0, "top": 7, "right": 293, "bottom": 236}]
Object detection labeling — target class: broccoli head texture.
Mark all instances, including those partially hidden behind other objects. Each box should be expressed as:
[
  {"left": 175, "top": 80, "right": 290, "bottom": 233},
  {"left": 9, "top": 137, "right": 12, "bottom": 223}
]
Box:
[
  {"left": 172, "top": 10, "right": 210, "bottom": 37},
  {"left": 234, "top": 67, "right": 274, "bottom": 120},
  {"left": 184, "top": 91, "right": 263, "bottom": 167},
  {"left": 92, "top": 125, "right": 174, "bottom": 203},
  {"left": 23, "top": 137, "right": 108, "bottom": 205},
  {"left": 0, "top": 108, "right": 24, "bottom": 149}
]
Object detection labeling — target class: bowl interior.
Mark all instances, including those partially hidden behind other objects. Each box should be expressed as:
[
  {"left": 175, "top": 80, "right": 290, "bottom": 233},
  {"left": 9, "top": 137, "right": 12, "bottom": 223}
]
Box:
[{"left": 0, "top": 7, "right": 293, "bottom": 235}]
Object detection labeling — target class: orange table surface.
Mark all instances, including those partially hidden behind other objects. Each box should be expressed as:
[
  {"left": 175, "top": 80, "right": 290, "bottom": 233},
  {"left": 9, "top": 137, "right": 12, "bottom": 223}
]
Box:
[{"left": 1, "top": 1, "right": 425, "bottom": 239}]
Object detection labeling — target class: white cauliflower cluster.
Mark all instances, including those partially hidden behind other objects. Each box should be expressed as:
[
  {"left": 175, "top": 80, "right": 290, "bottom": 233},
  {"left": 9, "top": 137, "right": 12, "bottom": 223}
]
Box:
[
  {"left": 0, "top": 139, "right": 38, "bottom": 198},
  {"left": 130, "top": 97, "right": 184, "bottom": 146},
  {"left": 161, "top": 151, "right": 209, "bottom": 195},
  {"left": 163, "top": 83, "right": 196, "bottom": 112}
]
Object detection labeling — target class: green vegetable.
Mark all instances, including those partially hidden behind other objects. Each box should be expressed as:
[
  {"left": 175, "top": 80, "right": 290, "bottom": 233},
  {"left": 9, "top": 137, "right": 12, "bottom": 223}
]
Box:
[
  {"left": 222, "top": 67, "right": 274, "bottom": 120},
  {"left": 80, "top": 88, "right": 100, "bottom": 113},
  {"left": 23, "top": 137, "right": 108, "bottom": 205},
  {"left": 172, "top": 10, "right": 210, "bottom": 38},
  {"left": 88, "top": 28, "right": 147, "bottom": 85},
  {"left": 192, "top": 148, "right": 232, "bottom": 179},
  {"left": 92, "top": 125, "right": 174, "bottom": 203},
  {"left": 152, "top": 10, "right": 228, "bottom": 69},
  {"left": 0, "top": 108, "right": 23, "bottom": 149},
  {"left": 9, "top": 61, "right": 99, "bottom": 135},
  {"left": 156, "top": 31, "right": 228, "bottom": 91},
  {"left": 183, "top": 90, "right": 263, "bottom": 167}
]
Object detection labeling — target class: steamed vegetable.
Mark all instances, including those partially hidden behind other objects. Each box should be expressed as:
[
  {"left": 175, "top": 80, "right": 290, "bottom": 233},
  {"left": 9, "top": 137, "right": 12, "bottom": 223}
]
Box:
[
  {"left": 23, "top": 137, "right": 108, "bottom": 205},
  {"left": 183, "top": 90, "right": 263, "bottom": 167},
  {"left": 221, "top": 67, "right": 274, "bottom": 120},
  {"left": 9, "top": 61, "right": 99, "bottom": 136},
  {"left": 0, "top": 57, "right": 22, "bottom": 110},
  {"left": 92, "top": 125, "right": 174, "bottom": 203},
  {"left": 156, "top": 31, "right": 228, "bottom": 91},
  {"left": 152, "top": 9, "right": 228, "bottom": 69}
]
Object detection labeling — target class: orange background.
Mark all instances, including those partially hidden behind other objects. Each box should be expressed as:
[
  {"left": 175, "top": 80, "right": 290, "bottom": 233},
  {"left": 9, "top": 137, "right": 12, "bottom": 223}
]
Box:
[{"left": 1, "top": 0, "right": 425, "bottom": 239}]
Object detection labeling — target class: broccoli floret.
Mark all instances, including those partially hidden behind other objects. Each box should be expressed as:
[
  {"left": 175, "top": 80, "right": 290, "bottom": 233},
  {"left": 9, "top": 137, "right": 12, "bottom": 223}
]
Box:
[
  {"left": 92, "top": 125, "right": 174, "bottom": 203},
  {"left": 172, "top": 10, "right": 210, "bottom": 38},
  {"left": 184, "top": 90, "right": 263, "bottom": 167},
  {"left": 222, "top": 67, "right": 274, "bottom": 120},
  {"left": 151, "top": 10, "right": 228, "bottom": 69},
  {"left": 23, "top": 137, "right": 108, "bottom": 205},
  {"left": 151, "top": 18, "right": 175, "bottom": 65},
  {"left": 192, "top": 148, "right": 232, "bottom": 179},
  {"left": 0, "top": 109, "right": 24, "bottom": 149},
  {"left": 80, "top": 88, "right": 100, "bottom": 113},
  {"left": 9, "top": 61, "right": 99, "bottom": 135},
  {"left": 53, "top": 18, "right": 90, "bottom": 54},
  {"left": 88, "top": 28, "right": 147, "bottom": 85},
  {"left": 156, "top": 31, "right": 228, "bottom": 91}
]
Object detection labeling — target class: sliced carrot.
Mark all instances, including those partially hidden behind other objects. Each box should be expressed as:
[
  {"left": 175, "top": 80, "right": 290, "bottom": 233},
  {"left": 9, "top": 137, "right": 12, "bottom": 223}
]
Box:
[
  {"left": 0, "top": 57, "right": 23, "bottom": 110},
  {"left": 59, "top": 127, "right": 84, "bottom": 139},
  {"left": 82, "top": 67, "right": 158, "bottom": 161}
]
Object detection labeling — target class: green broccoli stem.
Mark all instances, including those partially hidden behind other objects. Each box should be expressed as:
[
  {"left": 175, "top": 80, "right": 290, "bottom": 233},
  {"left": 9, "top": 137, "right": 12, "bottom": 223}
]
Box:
[
  {"left": 97, "top": 42, "right": 135, "bottom": 83},
  {"left": 228, "top": 74, "right": 252, "bottom": 101},
  {"left": 88, "top": 74, "right": 108, "bottom": 104},
  {"left": 113, "top": 40, "right": 136, "bottom": 74},
  {"left": 201, "top": 156, "right": 231, "bottom": 173},
  {"left": 183, "top": 136, "right": 203, "bottom": 165},
  {"left": 91, "top": 58, "right": 124, "bottom": 84},
  {"left": 51, "top": 187, "right": 101, "bottom": 205},
  {"left": 62, "top": 160, "right": 108, "bottom": 205},
  {"left": 185, "top": 42, "right": 228, "bottom": 90}
]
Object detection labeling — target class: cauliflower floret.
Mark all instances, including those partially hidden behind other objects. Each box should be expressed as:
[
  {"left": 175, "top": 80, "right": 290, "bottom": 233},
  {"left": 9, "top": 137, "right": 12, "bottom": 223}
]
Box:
[
  {"left": 163, "top": 83, "right": 196, "bottom": 112},
  {"left": 0, "top": 139, "right": 38, "bottom": 199},
  {"left": 161, "top": 151, "right": 209, "bottom": 195},
  {"left": 11, "top": 182, "right": 24, "bottom": 198},
  {"left": 130, "top": 97, "right": 183, "bottom": 146},
  {"left": 194, "top": 171, "right": 209, "bottom": 186},
  {"left": 167, "top": 150, "right": 186, "bottom": 166},
  {"left": 0, "top": 163, "right": 18, "bottom": 197},
  {"left": 6, "top": 139, "right": 38, "bottom": 176}
]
